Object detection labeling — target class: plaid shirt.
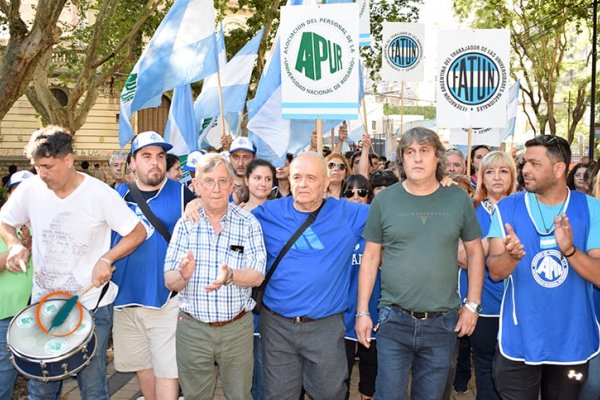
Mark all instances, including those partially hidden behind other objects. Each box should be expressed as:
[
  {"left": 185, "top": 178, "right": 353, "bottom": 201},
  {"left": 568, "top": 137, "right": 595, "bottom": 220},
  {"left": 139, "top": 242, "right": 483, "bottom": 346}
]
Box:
[{"left": 164, "top": 204, "right": 266, "bottom": 322}]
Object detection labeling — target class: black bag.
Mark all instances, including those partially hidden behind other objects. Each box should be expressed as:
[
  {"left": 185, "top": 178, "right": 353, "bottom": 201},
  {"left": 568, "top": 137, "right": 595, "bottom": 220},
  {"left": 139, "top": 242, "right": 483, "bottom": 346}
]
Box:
[{"left": 252, "top": 199, "right": 326, "bottom": 312}]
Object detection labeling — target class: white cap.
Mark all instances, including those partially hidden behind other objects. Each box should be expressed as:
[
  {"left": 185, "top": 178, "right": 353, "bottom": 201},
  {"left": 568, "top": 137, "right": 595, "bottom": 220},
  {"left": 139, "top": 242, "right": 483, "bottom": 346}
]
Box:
[
  {"left": 7, "top": 170, "right": 34, "bottom": 188},
  {"left": 183, "top": 150, "right": 206, "bottom": 172},
  {"left": 131, "top": 131, "right": 173, "bottom": 154},
  {"left": 229, "top": 137, "right": 256, "bottom": 154}
]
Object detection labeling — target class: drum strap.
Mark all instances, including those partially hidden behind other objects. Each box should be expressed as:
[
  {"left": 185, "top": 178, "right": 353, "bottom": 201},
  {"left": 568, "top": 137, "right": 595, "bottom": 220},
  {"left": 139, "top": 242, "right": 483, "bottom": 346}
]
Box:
[{"left": 92, "top": 282, "right": 110, "bottom": 312}]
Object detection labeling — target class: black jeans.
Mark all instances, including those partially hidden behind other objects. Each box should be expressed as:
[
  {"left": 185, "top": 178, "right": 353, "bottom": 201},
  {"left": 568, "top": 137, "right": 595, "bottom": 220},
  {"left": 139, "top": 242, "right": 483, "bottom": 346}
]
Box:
[
  {"left": 493, "top": 351, "right": 589, "bottom": 400},
  {"left": 345, "top": 339, "right": 377, "bottom": 398},
  {"left": 470, "top": 317, "right": 501, "bottom": 400}
]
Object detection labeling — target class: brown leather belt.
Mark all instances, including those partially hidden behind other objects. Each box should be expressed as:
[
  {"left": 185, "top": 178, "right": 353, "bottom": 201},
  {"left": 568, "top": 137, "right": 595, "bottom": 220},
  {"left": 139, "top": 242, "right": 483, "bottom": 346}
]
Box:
[
  {"left": 262, "top": 303, "right": 315, "bottom": 323},
  {"left": 207, "top": 310, "right": 247, "bottom": 327}
]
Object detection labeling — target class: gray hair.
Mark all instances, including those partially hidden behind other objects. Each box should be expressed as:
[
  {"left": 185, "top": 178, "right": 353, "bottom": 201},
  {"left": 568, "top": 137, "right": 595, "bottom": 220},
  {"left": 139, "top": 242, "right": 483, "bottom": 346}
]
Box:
[
  {"left": 291, "top": 151, "right": 327, "bottom": 177},
  {"left": 196, "top": 152, "right": 235, "bottom": 179},
  {"left": 109, "top": 151, "right": 128, "bottom": 165},
  {"left": 396, "top": 127, "right": 446, "bottom": 182}
]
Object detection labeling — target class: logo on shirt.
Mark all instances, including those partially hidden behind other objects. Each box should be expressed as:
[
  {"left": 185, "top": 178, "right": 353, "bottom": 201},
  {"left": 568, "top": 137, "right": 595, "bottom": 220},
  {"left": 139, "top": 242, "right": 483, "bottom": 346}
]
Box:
[
  {"left": 531, "top": 250, "right": 568, "bottom": 288},
  {"left": 292, "top": 227, "right": 324, "bottom": 251}
]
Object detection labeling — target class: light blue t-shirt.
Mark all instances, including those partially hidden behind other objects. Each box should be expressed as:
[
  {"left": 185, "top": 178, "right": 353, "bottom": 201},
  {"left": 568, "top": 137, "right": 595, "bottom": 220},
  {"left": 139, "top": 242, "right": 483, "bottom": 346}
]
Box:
[{"left": 488, "top": 191, "right": 600, "bottom": 251}]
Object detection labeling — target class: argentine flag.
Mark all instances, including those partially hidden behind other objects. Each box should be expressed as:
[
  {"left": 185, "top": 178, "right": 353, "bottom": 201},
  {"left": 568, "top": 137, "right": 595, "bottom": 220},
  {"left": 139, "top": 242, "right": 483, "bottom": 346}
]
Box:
[
  {"left": 501, "top": 80, "right": 521, "bottom": 141},
  {"left": 194, "top": 28, "right": 264, "bottom": 123},
  {"left": 119, "top": 0, "right": 218, "bottom": 148},
  {"left": 164, "top": 85, "right": 198, "bottom": 155}
]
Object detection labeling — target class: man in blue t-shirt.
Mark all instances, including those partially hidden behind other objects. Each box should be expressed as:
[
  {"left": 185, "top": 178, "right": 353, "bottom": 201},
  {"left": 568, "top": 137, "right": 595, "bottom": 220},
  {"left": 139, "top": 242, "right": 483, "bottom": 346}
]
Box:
[
  {"left": 488, "top": 135, "right": 600, "bottom": 399},
  {"left": 252, "top": 152, "right": 369, "bottom": 400}
]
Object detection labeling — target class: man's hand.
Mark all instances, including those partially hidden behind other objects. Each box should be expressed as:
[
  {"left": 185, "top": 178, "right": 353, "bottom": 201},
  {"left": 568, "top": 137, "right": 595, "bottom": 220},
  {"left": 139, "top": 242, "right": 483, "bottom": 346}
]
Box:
[
  {"left": 554, "top": 213, "right": 574, "bottom": 254},
  {"left": 91, "top": 258, "right": 114, "bottom": 287},
  {"left": 504, "top": 223, "right": 525, "bottom": 260},
  {"left": 6, "top": 243, "right": 29, "bottom": 273},
  {"left": 221, "top": 134, "right": 232, "bottom": 151},
  {"left": 355, "top": 315, "right": 373, "bottom": 349},
  {"left": 455, "top": 307, "right": 478, "bottom": 337},
  {"left": 179, "top": 250, "right": 196, "bottom": 282},
  {"left": 338, "top": 122, "right": 348, "bottom": 143},
  {"left": 205, "top": 263, "right": 228, "bottom": 292},
  {"left": 183, "top": 198, "right": 203, "bottom": 222}
]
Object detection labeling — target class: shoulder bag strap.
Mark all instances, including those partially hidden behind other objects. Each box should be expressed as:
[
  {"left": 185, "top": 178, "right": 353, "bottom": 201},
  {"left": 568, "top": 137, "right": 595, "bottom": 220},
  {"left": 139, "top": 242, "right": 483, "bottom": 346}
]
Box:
[
  {"left": 262, "top": 199, "right": 326, "bottom": 286},
  {"left": 127, "top": 182, "right": 172, "bottom": 243}
]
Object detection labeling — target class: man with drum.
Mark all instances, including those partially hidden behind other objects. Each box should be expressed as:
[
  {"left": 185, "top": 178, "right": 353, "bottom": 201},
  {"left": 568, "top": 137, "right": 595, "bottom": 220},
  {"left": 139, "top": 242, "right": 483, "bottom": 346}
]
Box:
[{"left": 0, "top": 126, "right": 146, "bottom": 400}]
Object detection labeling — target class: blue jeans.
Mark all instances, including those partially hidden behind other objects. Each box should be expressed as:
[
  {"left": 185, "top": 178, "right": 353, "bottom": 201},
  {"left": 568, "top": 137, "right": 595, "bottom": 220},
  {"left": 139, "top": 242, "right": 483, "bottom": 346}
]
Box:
[
  {"left": 28, "top": 305, "right": 113, "bottom": 400},
  {"left": 0, "top": 317, "right": 18, "bottom": 400},
  {"left": 252, "top": 335, "right": 265, "bottom": 400},
  {"left": 376, "top": 306, "right": 458, "bottom": 400}
]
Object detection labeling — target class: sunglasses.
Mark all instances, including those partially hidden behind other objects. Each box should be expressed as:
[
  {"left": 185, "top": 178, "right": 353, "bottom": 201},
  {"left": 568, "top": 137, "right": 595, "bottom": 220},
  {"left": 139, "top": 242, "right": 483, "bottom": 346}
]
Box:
[
  {"left": 545, "top": 135, "right": 568, "bottom": 165},
  {"left": 327, "top": 162, "right": 347, "bottom": 171},
  {"left": 343, "top": 188, "right": 369, "bottom": 198}
]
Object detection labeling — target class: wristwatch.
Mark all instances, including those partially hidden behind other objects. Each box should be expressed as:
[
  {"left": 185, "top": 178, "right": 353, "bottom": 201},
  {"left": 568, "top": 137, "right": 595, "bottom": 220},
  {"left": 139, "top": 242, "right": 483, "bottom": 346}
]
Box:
[
  {"left": 463, "top": 298, "right": 482, "bottom": 314},
  {"left": 224, "top": 266, "right": 234, "bottom": 286}
]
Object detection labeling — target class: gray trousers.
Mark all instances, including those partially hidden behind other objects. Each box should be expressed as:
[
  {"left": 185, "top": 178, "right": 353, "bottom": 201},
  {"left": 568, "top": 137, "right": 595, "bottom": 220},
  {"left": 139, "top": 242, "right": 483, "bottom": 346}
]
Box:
[{"left": 259, "top": 309, "right": 347, "bottom": 400}]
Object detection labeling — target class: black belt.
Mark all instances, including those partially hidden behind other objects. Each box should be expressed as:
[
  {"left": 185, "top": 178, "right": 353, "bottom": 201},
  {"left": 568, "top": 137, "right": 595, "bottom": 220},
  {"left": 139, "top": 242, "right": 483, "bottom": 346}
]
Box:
[
  {"left": 262, "top": 303, "right": 316, "bottom": 323},
  {"left": 397, "top": 306, "right": 444, "bottom": 320}
]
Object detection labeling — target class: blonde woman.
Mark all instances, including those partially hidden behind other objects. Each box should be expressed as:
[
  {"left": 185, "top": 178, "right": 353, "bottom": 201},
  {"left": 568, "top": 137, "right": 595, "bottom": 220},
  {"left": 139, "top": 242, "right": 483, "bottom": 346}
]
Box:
[
  {"left": 324, "top": 153, "right": 351, "bottom": 198},
  {"left": 460, "top": 151, "right": 517, "bottom": 400}
]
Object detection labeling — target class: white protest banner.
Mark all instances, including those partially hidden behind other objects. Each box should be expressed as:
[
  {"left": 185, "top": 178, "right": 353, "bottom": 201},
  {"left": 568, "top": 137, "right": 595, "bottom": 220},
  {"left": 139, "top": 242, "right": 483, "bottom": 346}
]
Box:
[
  {"left": 437, "top": 29, "right": 510, "bottom": 128},
  {"left": 381, "top": 22, "right": 424, "bottom": 82},
  {"left": 280, "top": 3, "right": 360, "bottom": 120},
  {"left": 449, "top": 128, "right": 501, "bottom": 147},
  {"left": 358, "top": 0, "right": 371, "bottom": 46}
]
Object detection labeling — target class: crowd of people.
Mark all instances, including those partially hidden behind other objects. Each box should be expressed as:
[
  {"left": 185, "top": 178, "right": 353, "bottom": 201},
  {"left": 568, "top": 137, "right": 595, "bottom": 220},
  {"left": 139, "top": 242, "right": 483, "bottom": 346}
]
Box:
[{"left": 0, "top": 124, "right": 600, "bottom": 400}]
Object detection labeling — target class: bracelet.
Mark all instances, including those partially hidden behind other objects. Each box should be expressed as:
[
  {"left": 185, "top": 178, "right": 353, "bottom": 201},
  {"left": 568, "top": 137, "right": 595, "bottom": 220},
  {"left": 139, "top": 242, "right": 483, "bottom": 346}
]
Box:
[
  {"left": 355, "top": 311, "right": 371, "bottom": 318},
  {"left": 99, "top": 257, "right": 113, "bottom": 265},
  {"left": 563, "top": 247, "right": 577, "bottom": 258}
]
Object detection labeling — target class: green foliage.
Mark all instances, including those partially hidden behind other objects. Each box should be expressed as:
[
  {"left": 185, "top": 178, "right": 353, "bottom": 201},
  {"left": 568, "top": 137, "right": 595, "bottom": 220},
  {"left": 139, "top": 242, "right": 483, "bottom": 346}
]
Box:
[{"left": 384, "top": 103, "right": 435, "bottom": 119}]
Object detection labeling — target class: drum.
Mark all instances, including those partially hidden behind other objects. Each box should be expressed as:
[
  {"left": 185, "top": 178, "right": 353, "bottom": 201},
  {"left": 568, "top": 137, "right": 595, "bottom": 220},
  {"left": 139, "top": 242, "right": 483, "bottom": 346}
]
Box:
[{"left": 7, "top": 298, "right": 97, "bottom": 382}]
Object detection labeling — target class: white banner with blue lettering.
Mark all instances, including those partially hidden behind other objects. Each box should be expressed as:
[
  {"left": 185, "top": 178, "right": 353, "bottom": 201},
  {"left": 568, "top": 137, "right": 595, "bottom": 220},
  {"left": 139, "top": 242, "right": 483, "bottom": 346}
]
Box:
[
  {"left": 436, "top": 29, "right": 510, "bottom": 128},
  {"left": 381, "top": 22, "right": 424, "bottom": 82},
  {"left": 280, "top": 3, "right": 360, "bottom": 120},
  {"left": 449, "top": 128, "right": 501, "bottom": 147}
]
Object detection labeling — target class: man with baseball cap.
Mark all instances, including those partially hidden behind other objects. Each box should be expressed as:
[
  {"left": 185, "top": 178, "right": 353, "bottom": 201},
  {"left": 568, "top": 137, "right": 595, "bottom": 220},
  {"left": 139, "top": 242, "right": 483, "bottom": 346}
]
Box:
[
  {"left": 111, "top": 131, "right": 196, "bottom": 400},
  {"left": 229, "top": 136, "right": 256, "bottom": 204}
]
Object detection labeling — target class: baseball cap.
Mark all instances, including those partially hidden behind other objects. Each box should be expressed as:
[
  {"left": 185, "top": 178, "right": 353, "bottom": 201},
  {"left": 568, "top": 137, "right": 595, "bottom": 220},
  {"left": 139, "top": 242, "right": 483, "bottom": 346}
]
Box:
[
  {"left": 131, "top": 131, "right": 173, "bottom": 154},
  {"left": 229, "top": 137, "right": 256, "bottom": 154},
  {"left": 7, "top": 170, "right": 34, "bottom": 189},
  {"left": 183, "top": 150, "right": 206, "bottom": 172}
]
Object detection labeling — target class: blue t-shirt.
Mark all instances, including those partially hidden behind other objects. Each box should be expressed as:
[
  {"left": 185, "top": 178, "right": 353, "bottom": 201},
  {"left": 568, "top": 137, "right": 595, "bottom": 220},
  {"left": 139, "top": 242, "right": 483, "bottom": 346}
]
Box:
[{"left": 252, "top": 197, "right": 369, "bottom": 319}]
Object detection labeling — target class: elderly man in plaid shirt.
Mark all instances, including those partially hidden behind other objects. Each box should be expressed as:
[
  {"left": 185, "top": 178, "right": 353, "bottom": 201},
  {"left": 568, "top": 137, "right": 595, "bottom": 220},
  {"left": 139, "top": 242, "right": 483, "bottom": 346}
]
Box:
[{"left": 164, "top": 153, "right": 266, "bottom": 400}]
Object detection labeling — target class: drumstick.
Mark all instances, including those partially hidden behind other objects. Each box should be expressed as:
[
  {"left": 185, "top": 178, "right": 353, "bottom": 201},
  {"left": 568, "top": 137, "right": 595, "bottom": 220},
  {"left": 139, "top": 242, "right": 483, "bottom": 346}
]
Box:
[
  {"left": 18, "top": 260, "right": 27, "bottom": 273},
  {"left": 48, "top": 266, "right": 116, "bottom": 332}
]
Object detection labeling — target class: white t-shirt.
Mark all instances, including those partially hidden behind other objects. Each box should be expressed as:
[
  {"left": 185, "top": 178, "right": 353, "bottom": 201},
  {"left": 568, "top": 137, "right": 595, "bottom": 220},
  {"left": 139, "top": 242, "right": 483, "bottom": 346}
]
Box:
[{"left": 0, "top": 173, "right": 140, "bottom": 309}]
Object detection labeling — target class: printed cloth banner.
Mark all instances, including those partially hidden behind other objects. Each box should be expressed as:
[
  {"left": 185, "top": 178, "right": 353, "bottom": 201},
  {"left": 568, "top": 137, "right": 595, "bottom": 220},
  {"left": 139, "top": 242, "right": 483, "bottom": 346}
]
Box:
[
  {"left": 449, "top": 127, "right": 501, "bottom": 147},
  {"left": 381, "top": 22, "right": 424, "bottom": 82},
  {"left": 436, "top": 29, "right": 510, "bottom": 128},
  {"left": 279, "top": 3, "right": 360, "bottom": 120},
  {"left": 324, "top": 0, "right": 370, "bottom": 46}
]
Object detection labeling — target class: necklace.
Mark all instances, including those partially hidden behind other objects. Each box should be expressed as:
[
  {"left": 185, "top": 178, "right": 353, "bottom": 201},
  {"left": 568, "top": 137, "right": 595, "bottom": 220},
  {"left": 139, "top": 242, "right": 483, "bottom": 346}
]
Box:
[{"left": 533, "top": 191, "right": 568, "bottom": 234}]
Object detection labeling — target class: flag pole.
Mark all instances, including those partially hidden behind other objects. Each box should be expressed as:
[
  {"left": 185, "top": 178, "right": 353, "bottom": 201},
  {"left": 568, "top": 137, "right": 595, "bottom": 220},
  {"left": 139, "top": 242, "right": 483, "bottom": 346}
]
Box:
[
  {"left": 466, "top": 127, "right": 473, "bottom": 175},
  {"left": 316, "top": 119, "right": 323, "bottom": 154},
  {"left": 361, "top": 97, "right": 375, "bottom": 154},
  {"left": 216, "top": 68, "right": 227, "bottom": 137}
]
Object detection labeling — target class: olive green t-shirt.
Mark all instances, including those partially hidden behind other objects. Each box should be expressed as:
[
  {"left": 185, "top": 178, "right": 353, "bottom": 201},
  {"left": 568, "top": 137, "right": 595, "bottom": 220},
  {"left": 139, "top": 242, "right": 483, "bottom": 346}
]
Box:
[{"left": 362, "top": 182, "right": 481, "bottom": 312}]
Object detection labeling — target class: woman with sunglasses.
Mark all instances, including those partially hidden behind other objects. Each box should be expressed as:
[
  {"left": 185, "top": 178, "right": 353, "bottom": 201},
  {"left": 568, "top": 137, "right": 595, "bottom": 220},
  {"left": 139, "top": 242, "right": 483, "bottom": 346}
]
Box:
[
  {"left": 239, "top": 159, "right": 276, "bottom": 212},
  {"left": 325, "top": 153, "right": 351, "bottom": 198},
  {"left": 341, "top": 174, "right": 379, "bottom": 400},
  {"left": 459, "top": 151, "right": 517, "bottom": 400}
]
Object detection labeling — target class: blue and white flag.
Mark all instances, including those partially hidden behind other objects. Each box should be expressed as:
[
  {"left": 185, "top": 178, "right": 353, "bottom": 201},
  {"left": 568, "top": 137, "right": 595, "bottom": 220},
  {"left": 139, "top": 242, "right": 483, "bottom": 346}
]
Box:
[
  {"left": 164, "top": 85, "right": 198, "bottom": 155},
  {"left": 119, "top": 0, "right": 218, "bottom": 147},
  {"left": 501, "top": 79, "right": 521, "bottom": 141},
  {"left": 324, "top": 0, "right": 371, "bottom": 46},
  {"left": 194, "top": 28, "right": 264, "bottom": 122}
]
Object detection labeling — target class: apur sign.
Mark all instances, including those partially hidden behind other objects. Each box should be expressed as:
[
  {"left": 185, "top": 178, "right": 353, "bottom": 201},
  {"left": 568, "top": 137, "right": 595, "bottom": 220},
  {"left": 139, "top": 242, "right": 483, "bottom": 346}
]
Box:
[
  {"left": 437, "top": 29, "right": 510, "bottom": 128},
  {"left": 381, "top": 23, "right": 424, "bottom": 82},
  {"left": 280, "top": 3, "right": 360, "bottom": 120}
]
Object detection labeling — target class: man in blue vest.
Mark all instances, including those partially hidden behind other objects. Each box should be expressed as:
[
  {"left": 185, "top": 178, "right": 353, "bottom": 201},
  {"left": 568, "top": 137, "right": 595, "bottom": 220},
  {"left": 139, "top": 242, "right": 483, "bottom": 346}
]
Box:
[
  {"left": 488, "top": 134, "right": 600, "bottom": 399},
  {"left": 111, "top": 131, "right": 196, "bottom": 400}
]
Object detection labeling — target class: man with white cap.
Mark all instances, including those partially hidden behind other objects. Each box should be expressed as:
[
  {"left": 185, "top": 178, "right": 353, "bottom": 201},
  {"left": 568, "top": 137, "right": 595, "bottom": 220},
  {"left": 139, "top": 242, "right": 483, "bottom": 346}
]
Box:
[
  {"left": 111, "top": 131, "right": 196, "bottom": 400},
  {"left": 0, "top": 125, "right": 146, "bottom": 400},
  {"left": 229, "top": 136, "right": 256, "bottom": 204},
  {"left": 0, "top": 169, "right": 33, "bottom": 400}
]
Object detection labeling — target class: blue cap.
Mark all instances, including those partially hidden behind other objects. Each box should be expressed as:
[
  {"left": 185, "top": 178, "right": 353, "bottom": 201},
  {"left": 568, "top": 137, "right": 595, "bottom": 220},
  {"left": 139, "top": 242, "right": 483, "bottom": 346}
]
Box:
[{"left": 131, "top": 131, "right": 173, "bottom": 154}]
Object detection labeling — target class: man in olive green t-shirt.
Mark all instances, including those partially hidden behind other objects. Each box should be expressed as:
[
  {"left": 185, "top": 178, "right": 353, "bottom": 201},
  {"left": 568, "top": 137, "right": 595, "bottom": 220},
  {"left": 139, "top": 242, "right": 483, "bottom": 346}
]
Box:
[{"left": 355, "top": 127, "right": 485, "bottom": 400}]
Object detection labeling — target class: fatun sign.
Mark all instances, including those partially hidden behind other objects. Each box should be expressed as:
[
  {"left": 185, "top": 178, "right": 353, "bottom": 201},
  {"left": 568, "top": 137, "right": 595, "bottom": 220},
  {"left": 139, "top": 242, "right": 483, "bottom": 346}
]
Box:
[
  {"left": 280, "top": 3, "right": 360, "bottom": 120},
  {"left": 436, "top": 29, "right": 510, "bottom": 128},
  {"left": 381, "top": 23, "right": 424, "bottom": 82}
]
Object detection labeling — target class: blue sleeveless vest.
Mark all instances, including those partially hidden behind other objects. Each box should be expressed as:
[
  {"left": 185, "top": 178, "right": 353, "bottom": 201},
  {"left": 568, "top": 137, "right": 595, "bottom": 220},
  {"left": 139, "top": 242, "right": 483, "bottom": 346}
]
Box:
[
  {"left": 496, "top": 190, "right": 598, "bottom": 364},
  {"left": 459, "top": 202, "right": 504, "bottom": 316},
  {"left": 112, "top": 179, "right": 184, "bottom": 308}
]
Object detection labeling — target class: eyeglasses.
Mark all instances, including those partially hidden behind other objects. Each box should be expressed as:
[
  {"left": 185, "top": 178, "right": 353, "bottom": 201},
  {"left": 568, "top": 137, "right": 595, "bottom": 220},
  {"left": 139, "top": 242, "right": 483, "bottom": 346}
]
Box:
[
  {"left": 327, "top": 162, "right": 347, "bottom": 171},
  {"left": 343, "top": 188, "right": 368, "bottom": 198},
  {"left": 198, "top": 177, "right": 231, "bottom": 190},
  {"left": 544, "top": 135, "right": 568, "bottom": 165}
]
